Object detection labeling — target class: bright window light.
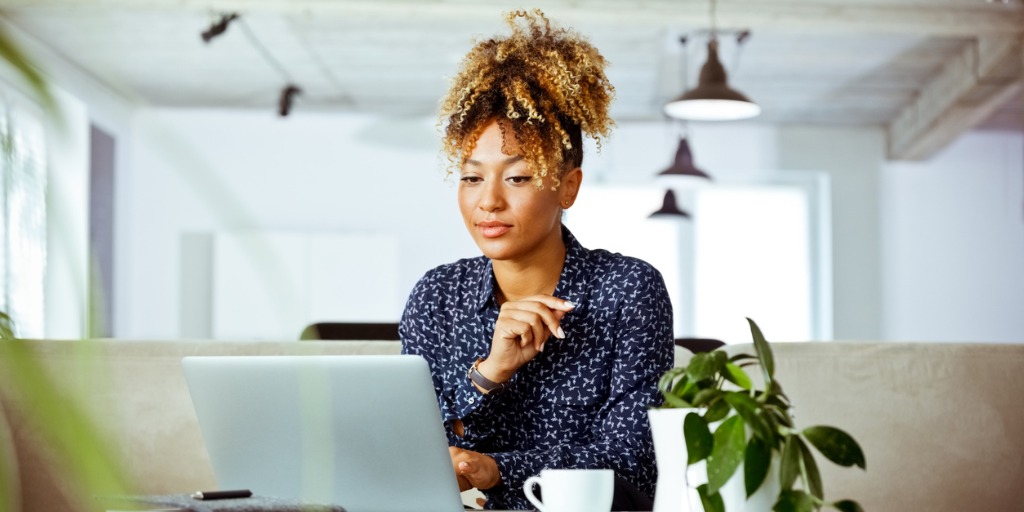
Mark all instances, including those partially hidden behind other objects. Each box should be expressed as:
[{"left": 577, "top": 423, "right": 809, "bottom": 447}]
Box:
[
  {"left": 693, "top": 186, "right": 812, "bottom": 343},
  {"left": 565, "top": 186, "right": 685, "bottom": 335},
  {"left": 0, "top": 97, "right": 47, "bottom": 338}
]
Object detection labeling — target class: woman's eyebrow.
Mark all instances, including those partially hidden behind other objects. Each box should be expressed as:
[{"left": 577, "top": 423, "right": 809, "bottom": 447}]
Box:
[{"left": 465, "top": 155, "right": 525, "bottom": 167}]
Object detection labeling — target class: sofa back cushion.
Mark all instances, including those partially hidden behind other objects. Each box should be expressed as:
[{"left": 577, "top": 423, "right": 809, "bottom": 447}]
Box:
[{"left": 0, "top": 339, "right": 400, "bottom": 512}]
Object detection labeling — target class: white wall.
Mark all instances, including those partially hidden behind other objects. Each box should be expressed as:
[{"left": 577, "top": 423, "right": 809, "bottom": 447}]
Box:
[
  {"left": 882, "top": 130, "right": 1024, "bottom": 343},
  {"left": 778, "top": 127, "right": 887, "bottom": 340},
  {"left": 123, "top": 109, "right": 475, "bottom": 338},
  {"left": 121, "top": 111, "right": 790, "bottom": 339}
]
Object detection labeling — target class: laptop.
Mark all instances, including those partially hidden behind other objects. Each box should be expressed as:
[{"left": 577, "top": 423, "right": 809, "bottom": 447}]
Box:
[{"left": 181, "top": 355, "right": 465, "bottom": 512}]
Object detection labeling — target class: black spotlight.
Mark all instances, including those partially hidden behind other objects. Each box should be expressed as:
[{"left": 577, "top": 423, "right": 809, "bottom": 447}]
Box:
[
  {"left": 278, "top": 85, "right": 302, "bottom": 116},
  {"left": 201, "top": 13, "right": 239, "bottom": 43}
]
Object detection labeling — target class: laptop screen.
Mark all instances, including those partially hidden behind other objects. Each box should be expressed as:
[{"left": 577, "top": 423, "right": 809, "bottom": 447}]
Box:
[{"left": 182, "top": 355, "right": 464, "bottom": 512}]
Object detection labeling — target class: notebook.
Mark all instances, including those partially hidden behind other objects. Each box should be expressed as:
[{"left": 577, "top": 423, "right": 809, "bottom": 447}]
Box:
[{"left": 181, "top": 355, "right": 465, "bottom": 512}]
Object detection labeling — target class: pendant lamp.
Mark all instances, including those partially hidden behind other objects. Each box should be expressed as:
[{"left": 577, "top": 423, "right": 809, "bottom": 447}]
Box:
[
  {"left": 664, "top": 37, "right": 760, "bottom": 121},
  {"left": 659, "top": 137, "right": 711, "bottom": 182},
  {"left": 648, "top": 189, "right": 691, "bottom": 219}
]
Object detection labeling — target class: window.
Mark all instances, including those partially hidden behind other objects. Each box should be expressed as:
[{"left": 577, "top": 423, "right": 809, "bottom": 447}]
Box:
[
  {"left": 566, "top": 174, "right": 831, "bottom": 343},
  {"left": 565, "top": 186, "right": 686, "bottom": 335},
  {"left": 0, "top": 93, "right": 47, "bottom": 338},
  {"left": 691, "top": 184, "right": 823, "bottom": 342}
]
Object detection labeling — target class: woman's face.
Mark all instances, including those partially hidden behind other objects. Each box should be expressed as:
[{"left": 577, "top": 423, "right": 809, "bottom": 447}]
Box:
[{"left": 458, "top": 120, "right": 580, "bottom": 264}]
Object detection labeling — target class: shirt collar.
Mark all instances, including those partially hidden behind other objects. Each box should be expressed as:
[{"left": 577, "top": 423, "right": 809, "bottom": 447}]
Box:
[{"left": 473, "top": 225, "right": 589, "bottom": 312}]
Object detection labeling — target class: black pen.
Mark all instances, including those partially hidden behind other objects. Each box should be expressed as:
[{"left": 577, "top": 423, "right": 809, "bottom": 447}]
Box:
[{"left": 191, "top": 489, "right": 253, "bottom": 500}]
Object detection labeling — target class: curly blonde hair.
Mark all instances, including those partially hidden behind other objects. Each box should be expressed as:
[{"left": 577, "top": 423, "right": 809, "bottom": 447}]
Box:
[{"left": 439, "top": 9, "right": 615, "bottom": 189}]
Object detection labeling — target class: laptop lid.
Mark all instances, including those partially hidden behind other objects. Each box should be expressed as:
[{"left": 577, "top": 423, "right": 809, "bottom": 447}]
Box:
[{"left": 181, "top": 355, "right": 464, "bottom": 512}]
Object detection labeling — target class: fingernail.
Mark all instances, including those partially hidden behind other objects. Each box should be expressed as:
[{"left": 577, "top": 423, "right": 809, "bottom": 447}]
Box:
[
  {"left": 556, "top": 327, "right": 566, "bottom": 339},
  {"left": 539, "top": 342, "right": 546, "bottom": 352},
  {"left": 564, "top": 301, "right": 575, "bottom": 309}
]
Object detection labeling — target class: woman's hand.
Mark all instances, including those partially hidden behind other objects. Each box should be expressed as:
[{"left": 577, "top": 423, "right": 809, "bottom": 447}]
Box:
[
  {"left": 449, "top": 446, "right": 501, "bottom": 491},
  {"left": 479, "top": 295, "right": 574, "bottom": 383}
]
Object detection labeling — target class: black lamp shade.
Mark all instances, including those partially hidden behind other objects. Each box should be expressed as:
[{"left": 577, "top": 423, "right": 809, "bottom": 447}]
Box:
[
  {"left": 659, "top": 138, "right": 711, "bottom": 180},
  {"left": 649, "top": 189, "right": 691, "bottom": 219},
  {"left": 664, "top": 38, "right": 760, "bottom": 121}
]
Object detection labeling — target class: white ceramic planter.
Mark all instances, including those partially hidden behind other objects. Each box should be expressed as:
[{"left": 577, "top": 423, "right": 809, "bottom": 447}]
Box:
[
  {"left": 649, "top": 408, "right": 704, "bottom": 512},
  {"left": 648, "top": 408, "right": 780, "bottom": 512}
]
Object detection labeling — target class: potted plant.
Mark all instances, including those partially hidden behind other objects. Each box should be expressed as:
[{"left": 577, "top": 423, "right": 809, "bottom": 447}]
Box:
[{"left": 649, "top": 318, "right": 865, "bottom": 512}]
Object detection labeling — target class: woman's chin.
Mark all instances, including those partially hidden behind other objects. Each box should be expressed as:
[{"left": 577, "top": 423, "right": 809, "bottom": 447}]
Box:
[{"left": 473, "top": 239, "right": 518, "bottom": 261}]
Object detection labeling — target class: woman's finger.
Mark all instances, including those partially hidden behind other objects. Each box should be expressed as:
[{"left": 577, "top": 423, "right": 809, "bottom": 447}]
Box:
[
  {"left": 519, "top": 295, "right": 575, "bottom": 312},
  {"left": 500, "top": 300, "right": 567, "bottom": 340},
  {"left": 497, "top": 318, "right": 533, "bottom": 343}
]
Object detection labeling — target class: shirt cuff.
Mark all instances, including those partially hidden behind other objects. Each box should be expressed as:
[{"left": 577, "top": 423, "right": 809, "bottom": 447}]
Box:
[{"left": 450, "top": 370, "right": 515, "bottom": 441}]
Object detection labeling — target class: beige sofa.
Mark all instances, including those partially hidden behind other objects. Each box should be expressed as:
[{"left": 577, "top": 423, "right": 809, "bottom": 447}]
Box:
[{"left": 1, "top": 339, "right": 1022, "bottom": 511}]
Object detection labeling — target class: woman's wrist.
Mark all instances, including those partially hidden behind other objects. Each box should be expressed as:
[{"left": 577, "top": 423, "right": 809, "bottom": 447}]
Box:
[{"left": 477, "top": 358, "right": 516, "bottom": 387}]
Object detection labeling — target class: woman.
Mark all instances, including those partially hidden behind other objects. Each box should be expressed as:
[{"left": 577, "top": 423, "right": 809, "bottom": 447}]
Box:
[{"left": 400, "top": 10, "right": 673, "bottom": 510}]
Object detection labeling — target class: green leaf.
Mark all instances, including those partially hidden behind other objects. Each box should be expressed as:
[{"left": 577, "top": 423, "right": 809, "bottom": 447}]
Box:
[
  {"left": 696, "top": 484, "right": 725, "bottom": 512},
  {"left": 0, "top": 341, "right": 132, "bottom": 501},
  {"left": 687, "top": 352, "right": 724, "bottom": 382},
  {"left": 729, "top": 353, "right": 757, "bottom": 363},
  {"left": 773, "top": 490, "right": 815, "bottom": 512},
  {"left": 704, "top": 398, "right": 731, "bottom": 423},
  {"left": 723, "top": 362, "right": 753, "bottom": 390},
  {"left": 723, "top": 392, "right": 773, "bottom": 442},
  {"left": 710, "top": 349, "right": 729, "bottom": 369},
  {"left": 766, "top": 404, "right": 794, "bottom": 429},
  {"left": 706, "top": 415, "right": 746, "bottom": 495},
  {"left": 678, "top": 376, "right": 699, "bottom": 402},
  {"left": 766, "top": 387, "right": 792, "bottom": 410},
  {"left": 779, "top": 435, "right": 801, "bottom": 490},
  {"left": 0, "top": 27, "right": 60, "bottom": 122},
  {"left": 692, "top": 388, "right": 721, "bottom": 408},
  {"left": 658, "top": 368, "right": 693, "bottom": 407},
  {"left": 795, "top": 436, "right": 823, "bottom": 500},
  {"left": 803, "top": 426, "right": 867, "bottom": 469},
  {"left": 661, "top": 393, "right": 693, "bottom": 408},
  {"left": 833, "top": 499, "right": 864, "bottom": 512},
  {"left": 747, "top": 317, "right": 775, "bottom": 383},
  {"left": 658, "top": 367, "right": 686, "bottom": 394},
  {"left": 684, "top": 412, "right": 713, "bottom": 464},
  {"left": 0, "top": 311, "right": 15, "bottom": 340},
  {"left": 744, "top": 437, "right": 771, "bottom": 498}
]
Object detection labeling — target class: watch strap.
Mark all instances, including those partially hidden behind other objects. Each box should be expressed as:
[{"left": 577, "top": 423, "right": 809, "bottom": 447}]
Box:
[{"left": 468, "top": 358, "right": 507, "bottom": 395}]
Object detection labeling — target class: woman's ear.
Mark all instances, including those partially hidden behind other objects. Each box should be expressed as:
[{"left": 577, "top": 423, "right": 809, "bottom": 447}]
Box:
[{"left": 560, "top": 167, "right": 583, "bottom": 209}]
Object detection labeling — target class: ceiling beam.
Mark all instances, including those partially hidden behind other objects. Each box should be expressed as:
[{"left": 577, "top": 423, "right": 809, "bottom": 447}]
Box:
[
  {"left": 3, "top": 1, "right": 1023, "bottom": 37},
  {"left": 888, "top": 36, "right": 1023, "bottom": 160}
]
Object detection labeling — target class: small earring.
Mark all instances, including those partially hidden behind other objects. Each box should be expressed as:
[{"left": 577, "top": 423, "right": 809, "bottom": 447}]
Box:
[{"left": 563, "top": 201, "right": 571, "bottom": 208}]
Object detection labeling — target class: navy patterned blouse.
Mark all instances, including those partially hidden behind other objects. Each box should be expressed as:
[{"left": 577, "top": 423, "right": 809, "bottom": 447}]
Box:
[{"left": 400, "top": 227, "right": 674, "bottom": 510}]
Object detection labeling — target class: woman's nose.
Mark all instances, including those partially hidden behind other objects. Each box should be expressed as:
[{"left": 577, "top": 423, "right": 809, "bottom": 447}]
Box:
[{"left": 478, "top": 180, "right": 504, "bottom": 211}]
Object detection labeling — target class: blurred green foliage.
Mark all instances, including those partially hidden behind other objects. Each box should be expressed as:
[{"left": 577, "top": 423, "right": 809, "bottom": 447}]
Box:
[{"left": 1, "top": 23, "right": 134, "bottom": 512}]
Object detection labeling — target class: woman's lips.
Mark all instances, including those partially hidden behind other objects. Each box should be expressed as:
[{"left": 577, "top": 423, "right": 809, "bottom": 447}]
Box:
[{"left": 477, "top": 221, "right": 511, "bottom": 238}]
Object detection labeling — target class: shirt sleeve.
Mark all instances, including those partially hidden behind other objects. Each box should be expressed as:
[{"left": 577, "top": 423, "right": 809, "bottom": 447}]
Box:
[
  {"left": 485, "top": 263, "right": 674, "bottom": 504},
  {"left": 399, "top": 271, "right": 512, "bottom": 444}
]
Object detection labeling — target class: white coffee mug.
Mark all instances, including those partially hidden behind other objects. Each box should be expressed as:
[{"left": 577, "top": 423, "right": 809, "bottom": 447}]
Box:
[{"left": 523, "top": 468, "right": 614, "bottom": 512}]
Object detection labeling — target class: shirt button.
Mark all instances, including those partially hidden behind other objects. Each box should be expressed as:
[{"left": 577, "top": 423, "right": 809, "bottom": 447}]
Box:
[{"left": 468, "top": 397, "right": 476, "bottom": 404}]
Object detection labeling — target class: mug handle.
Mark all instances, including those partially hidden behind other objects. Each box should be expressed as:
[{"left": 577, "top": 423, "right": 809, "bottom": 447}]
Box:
[{"left": 523, "top": 475, "right": 547, "bottom": 512}]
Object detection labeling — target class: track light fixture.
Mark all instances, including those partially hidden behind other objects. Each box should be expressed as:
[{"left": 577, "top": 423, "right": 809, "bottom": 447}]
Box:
[
  {"left": 278, "top": 85, "right": 302, "bottom": 116},
  {"left": 201, "top": 13, "right": 239, "bottom": 43},
  {"left": 200, "top": 14, "right": 304, "bottom": 117}
]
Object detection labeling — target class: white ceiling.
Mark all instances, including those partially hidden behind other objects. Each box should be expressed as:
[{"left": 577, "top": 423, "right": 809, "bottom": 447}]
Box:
[{"left": 1, "top": 0, "right": 1022, "bottom": 158}]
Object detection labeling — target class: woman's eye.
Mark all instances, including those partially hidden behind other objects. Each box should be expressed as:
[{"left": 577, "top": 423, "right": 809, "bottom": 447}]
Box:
[
  {"left": 460, "top": 176, "right": 482, "bottom": 184},
  {"left": 507, "top": 176, "right": 532, "bottom": 185}
]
